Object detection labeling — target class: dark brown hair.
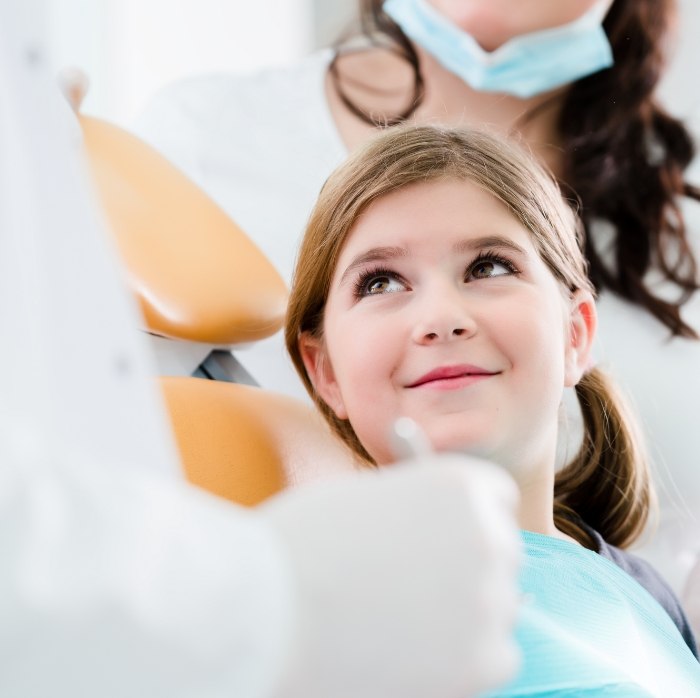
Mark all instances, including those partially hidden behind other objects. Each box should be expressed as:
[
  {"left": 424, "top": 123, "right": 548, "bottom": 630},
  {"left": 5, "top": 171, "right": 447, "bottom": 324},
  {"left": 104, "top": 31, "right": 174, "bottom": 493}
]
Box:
[
  {"left": 286, "top": 125, "right": 651, "bottom": 549},
  {"left": 331, "top": 0, "right": 700, "bottom": 337}
]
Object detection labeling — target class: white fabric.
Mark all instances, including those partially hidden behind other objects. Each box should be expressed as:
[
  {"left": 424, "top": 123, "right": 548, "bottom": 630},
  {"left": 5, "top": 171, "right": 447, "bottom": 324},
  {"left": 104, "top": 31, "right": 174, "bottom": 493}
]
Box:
[
  {"left": 3, "top": 441, "right": 523, "bottom": 698},
  {"left": 134, "top": 51, "right": 700, "bottom": 597},
  {"left": 593, "top": 217, "right": 700, "bottom": 594},
  {"left": 0, "top": 8, "right": 289, "bottom": 695},
  {"left": 1, "top": 17, "right": 524, "bottom": 696}
]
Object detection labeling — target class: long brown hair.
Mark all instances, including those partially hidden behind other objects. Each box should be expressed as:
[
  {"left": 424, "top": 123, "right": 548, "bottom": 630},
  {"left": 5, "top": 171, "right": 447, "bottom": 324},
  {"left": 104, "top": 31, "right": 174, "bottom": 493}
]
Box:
[
  {"left": 331, "top": 0, "right": 700, "bottom": 337},
  {"left": 285, "top": 125, "right": 651, "bottom": 549}
]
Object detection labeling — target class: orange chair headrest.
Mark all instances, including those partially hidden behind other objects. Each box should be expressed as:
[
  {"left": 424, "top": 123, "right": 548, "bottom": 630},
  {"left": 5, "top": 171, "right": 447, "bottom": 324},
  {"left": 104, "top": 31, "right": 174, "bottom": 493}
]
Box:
[{"left": 80, "top": 115, "right": 288, "bottom": 345}]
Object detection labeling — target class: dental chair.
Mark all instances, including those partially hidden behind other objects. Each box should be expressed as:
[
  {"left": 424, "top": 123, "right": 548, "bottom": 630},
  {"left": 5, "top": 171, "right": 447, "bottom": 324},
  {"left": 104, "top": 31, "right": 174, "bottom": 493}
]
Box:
[
  {"left": 80, "top": 112, "right": 288, "bottom": 381},
  {"left": 78, "top": 107, "right": 356, "bottom": 505}
]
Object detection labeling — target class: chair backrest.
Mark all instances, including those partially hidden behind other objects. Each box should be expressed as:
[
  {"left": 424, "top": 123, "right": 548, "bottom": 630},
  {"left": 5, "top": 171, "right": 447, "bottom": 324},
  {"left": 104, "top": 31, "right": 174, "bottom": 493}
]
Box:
[
  {"left": 161, "top": 376, "right": 357, "bottom": 505},
  {"left": 79, "top": 114, "right": 288, "bottom": 347}
]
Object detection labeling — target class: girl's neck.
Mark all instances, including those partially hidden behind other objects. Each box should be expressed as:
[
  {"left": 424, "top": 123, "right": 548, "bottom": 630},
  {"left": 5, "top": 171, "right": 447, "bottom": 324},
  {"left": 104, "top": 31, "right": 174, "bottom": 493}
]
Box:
[
  {"left": 325, "top": 46, "right": 567, "bottom": 177},
  {"left": 516, "top": 472, "right": 579, "bottom": 545},
  {"left": 499, "top": 433, "right": 581, "bottom": 546}
]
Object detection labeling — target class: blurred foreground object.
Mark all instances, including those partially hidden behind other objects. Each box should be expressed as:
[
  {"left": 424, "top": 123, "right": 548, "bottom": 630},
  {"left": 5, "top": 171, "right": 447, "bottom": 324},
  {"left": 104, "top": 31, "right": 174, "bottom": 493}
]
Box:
[{"left": 0, "top": 3, "right": 522, "bottom": 696}]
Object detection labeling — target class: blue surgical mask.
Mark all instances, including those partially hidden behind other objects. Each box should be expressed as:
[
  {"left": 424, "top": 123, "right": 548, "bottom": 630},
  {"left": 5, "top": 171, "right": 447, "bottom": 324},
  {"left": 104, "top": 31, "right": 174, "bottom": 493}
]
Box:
[{"left": 383, "top": 0, "right": 614, "bottom": 98}]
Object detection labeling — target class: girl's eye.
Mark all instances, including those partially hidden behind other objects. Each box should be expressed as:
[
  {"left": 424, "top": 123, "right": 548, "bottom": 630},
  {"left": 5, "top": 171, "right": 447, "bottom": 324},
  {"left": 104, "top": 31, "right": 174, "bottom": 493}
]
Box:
[
  {"left": 355, "top": 269, "right": 406, "bottom": 297},
  {"left": 467, "top": 255, "right": 518, "bottom": 281}
]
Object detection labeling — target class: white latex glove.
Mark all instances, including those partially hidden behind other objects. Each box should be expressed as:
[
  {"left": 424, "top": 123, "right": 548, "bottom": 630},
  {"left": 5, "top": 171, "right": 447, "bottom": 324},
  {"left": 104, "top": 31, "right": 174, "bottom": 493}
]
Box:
[{"left": 262, "top": 456, "right": 522, "bottom": 698}]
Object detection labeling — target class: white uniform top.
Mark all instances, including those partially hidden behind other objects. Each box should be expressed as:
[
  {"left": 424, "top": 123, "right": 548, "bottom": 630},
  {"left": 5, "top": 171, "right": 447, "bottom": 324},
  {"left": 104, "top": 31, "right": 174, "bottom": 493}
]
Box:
[
  {"left": 134, "top": 50, "right": 700, "bottom": 592},
  {"left": 0, "top": 18, "right": 292, "bottom": 694}
]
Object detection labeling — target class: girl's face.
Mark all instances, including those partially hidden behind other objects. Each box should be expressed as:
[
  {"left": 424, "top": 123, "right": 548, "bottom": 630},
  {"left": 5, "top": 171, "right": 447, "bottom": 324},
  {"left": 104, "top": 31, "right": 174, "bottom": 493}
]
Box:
[
  {"left": 301, "top": 179, "right": 595, "bottom": 479},
  {"left": 426, "top": 0, "right": 613, "bottom": 51}
]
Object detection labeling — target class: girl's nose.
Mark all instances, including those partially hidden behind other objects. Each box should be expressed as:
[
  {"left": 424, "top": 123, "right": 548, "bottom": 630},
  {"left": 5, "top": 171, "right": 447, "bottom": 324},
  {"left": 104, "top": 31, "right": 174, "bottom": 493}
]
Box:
[
  {"left": 411, "top": 290, "right": 477, "bottom": 345},
  {"left": 414, "top": 326, "right": 472, "bottom": 344}
]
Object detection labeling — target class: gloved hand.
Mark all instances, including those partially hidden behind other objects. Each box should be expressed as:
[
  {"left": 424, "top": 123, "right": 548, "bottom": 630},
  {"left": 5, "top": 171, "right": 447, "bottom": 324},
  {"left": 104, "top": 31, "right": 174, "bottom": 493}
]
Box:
[{"left": 261, "top": 454, "right": 522, "bottom": 698}]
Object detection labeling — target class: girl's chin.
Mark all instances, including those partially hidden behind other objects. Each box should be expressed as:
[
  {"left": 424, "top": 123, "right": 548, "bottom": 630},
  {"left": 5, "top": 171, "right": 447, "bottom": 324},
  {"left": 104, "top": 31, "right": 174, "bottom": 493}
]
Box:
[
  {"left": 428, "top": 431, "right": 489, "bottom": 458},
  {"left": 429, "top": 435, "right": 514, "bottom": 472}
]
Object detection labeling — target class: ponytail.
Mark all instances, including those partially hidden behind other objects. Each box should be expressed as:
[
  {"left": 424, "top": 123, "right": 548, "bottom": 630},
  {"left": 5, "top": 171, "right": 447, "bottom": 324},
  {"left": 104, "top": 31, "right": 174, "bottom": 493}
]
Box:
[{"left": 554, "top": 368, "right": 654, "bottom": 549}]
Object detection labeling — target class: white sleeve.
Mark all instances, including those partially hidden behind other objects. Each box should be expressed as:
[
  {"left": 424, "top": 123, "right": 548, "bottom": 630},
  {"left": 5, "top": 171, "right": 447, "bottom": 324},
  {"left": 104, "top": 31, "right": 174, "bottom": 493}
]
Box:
[
  {"left": 131, "top": 75, "right": 224, "bottom": 188},
  {"left": 0, "top": 449, "right": 297, "bottom": 698}
]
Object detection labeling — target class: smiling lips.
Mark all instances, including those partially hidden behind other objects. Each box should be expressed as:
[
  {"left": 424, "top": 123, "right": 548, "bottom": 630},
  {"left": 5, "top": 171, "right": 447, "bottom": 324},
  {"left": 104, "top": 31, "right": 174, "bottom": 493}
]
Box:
[{"left": 407, "top": 364, "right": 500, "bottom": 390}]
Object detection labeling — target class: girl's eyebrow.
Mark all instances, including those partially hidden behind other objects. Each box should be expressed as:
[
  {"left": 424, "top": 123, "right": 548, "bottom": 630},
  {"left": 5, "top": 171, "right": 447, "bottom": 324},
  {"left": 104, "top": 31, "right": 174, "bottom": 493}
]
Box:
[
  {"left": 452, "top": 236, "right": 528, "bottom": 256},
  {"left": 338, "top": 246, "right": 408, "bottom": 286}
]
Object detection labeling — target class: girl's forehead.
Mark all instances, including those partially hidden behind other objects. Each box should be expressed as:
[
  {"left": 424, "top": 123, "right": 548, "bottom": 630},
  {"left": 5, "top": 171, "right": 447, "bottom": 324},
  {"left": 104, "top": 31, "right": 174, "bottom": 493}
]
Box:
[{"left": 337, "top": 178, "right": 531, "bottom": 258}]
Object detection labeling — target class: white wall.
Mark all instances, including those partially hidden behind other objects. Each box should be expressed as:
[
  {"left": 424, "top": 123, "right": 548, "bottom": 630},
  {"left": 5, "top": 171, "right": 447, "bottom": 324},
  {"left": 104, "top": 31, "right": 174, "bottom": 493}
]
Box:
[
  {"left": 47, "top": 0, "right": 313, "bottom": 125},
  {"left": 658, "top": 0, "right": 700, "bottom": 125},
  {"left": 310, "top": 0, "right": 357, "bottom": 47}
]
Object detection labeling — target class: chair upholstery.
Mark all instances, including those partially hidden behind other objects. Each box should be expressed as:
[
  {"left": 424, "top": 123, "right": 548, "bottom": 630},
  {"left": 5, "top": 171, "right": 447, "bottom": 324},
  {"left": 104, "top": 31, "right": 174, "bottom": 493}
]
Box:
[
  {"left": 80, "top": 114, "right": 287, "bottom": 345},
  {"left": 161, "top": 376, "right": 358, "bottom": 506}
]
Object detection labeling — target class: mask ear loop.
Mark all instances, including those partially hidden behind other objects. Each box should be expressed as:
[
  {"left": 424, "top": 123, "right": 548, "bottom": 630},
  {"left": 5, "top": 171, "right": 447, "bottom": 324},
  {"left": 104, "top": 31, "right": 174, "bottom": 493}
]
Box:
[{"left": 328, "top": 45, "right": 425, "bottom": 128}]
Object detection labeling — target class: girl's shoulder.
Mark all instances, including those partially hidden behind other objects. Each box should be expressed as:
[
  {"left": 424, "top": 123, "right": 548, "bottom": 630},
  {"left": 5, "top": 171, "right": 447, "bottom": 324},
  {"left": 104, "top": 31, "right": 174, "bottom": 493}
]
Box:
[{"left": 583, "top": 523, "right": 698, "bottom": 658}]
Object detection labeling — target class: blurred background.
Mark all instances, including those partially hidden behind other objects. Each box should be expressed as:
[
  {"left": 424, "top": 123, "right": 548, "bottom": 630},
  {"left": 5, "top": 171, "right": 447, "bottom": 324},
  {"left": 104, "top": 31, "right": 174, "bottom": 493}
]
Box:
[{"left": 46, "top": 0, "right": 700, "bottom": 132}]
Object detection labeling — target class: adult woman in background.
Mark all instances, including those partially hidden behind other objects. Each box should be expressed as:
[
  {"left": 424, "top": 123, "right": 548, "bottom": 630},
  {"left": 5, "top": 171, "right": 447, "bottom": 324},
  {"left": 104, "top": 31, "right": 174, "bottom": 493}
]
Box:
[{"left": 135, "top": 0, "right": 700, "bottom": 617}]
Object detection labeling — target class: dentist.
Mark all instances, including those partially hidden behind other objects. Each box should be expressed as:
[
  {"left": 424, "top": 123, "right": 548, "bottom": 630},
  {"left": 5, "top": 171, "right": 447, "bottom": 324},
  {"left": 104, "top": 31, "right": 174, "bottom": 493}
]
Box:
[{"left": 0, "top": 4, "right": 522, "bottom": 697}]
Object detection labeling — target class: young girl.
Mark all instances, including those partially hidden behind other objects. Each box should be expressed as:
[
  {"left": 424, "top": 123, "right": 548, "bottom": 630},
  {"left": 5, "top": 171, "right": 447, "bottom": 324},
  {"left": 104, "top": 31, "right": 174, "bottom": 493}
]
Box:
[
  {"left": 285, "top": 125, "right": 700, "bottom": 694},
  {"left": 137, "top": 6, "right": 700, "bottom": 608}
]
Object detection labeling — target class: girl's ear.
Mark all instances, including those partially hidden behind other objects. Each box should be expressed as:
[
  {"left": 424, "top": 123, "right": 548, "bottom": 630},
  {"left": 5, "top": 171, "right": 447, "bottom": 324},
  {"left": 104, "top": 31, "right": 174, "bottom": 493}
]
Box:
[
  {"left": 298, "top": 332, "right": 348, "bottom": 419},
  {"left": 564, "top": 289, "right": 597, "bottom": 388}
]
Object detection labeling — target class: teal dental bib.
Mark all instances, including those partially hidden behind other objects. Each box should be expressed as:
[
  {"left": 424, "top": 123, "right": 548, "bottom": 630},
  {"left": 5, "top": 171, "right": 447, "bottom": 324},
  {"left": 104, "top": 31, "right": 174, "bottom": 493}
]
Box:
[{"left": 485, "top": 532, "right": 700, "bottom": 697}]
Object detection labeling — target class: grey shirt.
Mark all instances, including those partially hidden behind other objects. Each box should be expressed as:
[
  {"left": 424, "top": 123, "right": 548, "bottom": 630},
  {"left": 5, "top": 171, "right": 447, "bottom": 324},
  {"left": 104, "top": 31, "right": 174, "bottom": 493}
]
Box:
[{"left": 581, "top": 521, "right": 698, "bottom": 659}]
